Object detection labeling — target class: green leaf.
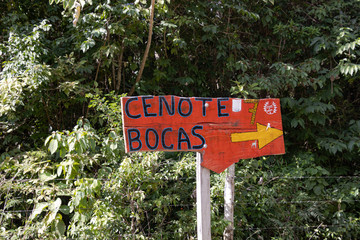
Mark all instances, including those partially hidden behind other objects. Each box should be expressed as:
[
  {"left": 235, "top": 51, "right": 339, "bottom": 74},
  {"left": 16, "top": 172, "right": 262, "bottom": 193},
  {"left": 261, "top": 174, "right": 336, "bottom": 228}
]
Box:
[
  {"left": 50, "top": 198, "right": 62, "bottom": 212},
  {"left": 59, "top": 205, "right": 70, "bottom": 215},
  {"left": 110, "top": 142, "right": 117, "bottom": 150},
  {"left": 291, "top": 119, "right": 298, "bottom": 128},
  {"left": 57, "top": 165, "right": 63, "bottom": 177},
  {"left": 44, "top": 135, "right": 52, "bottom": 146},
  {"left": 30, "top": 202, "right": 49, "bottom": 221},
  {"left": 313, "top": 185, "right": 323, "bottom": 195},
  {"left": 49, "top": 139, "right": 59, "bottom": 154},
  {"left": 59, "top": 148, "right": 66, "bottom": 158},
  {"left": 56, "top": 133, "right": 62, "bottom": 142},
  {"left": 130, "top": 63, "right": 137, "bottom": 71},
  {"left": 46, "top": 198, "right": 62, "bottom": 226},
  {"left": 175, "top": 77, "right": 194, "bottom": 84},
  {"left": 110, "top": 131, "right": 116, "bottom": 138},
  {"left": 79, "top": 0, "right": 86, "bottom": 7},
  {"left": 160, "top": 21, "right": 177, "bottom": 28},
  {"left": 68, "top": 0, "right": 75, "bottom": 9},
  {"left": 39, "top": 171, "right": 56, "bottom": 182},
  {"left": 306, "top": 181, "right": 316, "bottom": 190},
  {"left": 56, "top": 218, "right": 66, "bottom": 236},
  {"left": 80, "top": 39, "right": 95, "bottom": 53},
  {"left": 307, "top": 167, "right": 318, "bottom": 175},
  {"left": 90, "top": 139, "right": 96, "bottom": 150},
  {"left": 348, "top": 140, "right": 355, "bottom": 151}
]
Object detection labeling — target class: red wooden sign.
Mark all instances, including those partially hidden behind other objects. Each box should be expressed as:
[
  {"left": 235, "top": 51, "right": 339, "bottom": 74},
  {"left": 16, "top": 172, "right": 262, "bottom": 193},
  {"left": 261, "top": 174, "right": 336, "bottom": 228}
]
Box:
[{"left": 121, "top": 96, "right": 285, "bottom": 173}]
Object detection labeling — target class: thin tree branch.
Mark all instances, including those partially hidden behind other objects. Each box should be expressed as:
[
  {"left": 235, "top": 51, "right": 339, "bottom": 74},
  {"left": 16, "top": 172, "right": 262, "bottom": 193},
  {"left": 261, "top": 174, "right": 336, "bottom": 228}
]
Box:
[
  {"left": 41, "top": 96, "right": 53, "bottom": 129},
  {"left": 128, "top": 0, "right": 155, "bottom": 96},
  {"left": 112, "top": 60, "right": 116, "bottom": 90},
  {"left": 116, "top": 40, "right": 125, "bottom": 92}
]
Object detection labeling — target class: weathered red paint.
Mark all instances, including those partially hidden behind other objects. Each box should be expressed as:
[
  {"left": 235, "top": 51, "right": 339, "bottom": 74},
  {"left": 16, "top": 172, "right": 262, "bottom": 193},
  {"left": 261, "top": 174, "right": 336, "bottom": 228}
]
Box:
[{"left": 121, "top": 96, "right": 285, "bottom": 173}]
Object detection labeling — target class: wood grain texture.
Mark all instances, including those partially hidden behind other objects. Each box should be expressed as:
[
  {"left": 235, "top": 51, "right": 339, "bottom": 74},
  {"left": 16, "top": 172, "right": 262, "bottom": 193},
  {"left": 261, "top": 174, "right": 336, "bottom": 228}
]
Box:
[
  {"left": 224, "top": 164, "right": 235, "bottom": 240},
  {"left": 121, "top": 96, "right": 285, "bottom": 173}
]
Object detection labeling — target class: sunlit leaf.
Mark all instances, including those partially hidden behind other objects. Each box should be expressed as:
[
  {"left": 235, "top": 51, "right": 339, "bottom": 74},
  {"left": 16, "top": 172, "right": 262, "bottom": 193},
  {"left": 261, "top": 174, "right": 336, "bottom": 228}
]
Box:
[{"left": 49, "top": 139, "right": 58, "bottom": 154}]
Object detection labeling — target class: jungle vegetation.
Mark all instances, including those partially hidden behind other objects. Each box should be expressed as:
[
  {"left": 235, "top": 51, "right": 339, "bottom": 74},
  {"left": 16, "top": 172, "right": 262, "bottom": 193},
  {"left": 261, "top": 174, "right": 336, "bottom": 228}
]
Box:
[{"left": 0, "top": 0, "right": 359, "bottom": 239}]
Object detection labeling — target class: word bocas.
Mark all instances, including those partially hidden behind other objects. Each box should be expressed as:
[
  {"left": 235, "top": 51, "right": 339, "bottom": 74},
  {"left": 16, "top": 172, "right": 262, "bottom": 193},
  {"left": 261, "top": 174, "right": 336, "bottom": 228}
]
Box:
[{"left": 121, "top": 96, "right": 285, "bottom": 173}]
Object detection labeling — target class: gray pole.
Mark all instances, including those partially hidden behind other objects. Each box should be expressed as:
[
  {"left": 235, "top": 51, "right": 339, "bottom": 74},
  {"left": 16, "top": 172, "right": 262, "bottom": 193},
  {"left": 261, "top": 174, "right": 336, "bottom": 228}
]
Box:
[
  {"left": 224, "top": 163, "right": 235, "bottom": 240},
  {"left": 196, "top": 152, "right": 211, "bottom": 239}
]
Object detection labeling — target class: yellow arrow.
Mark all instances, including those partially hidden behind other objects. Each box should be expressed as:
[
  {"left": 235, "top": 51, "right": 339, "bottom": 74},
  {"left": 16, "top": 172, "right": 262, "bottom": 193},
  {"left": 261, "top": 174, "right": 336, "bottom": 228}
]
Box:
[{"left": 231, "top": 123, "right": 283, "bottom": 149}]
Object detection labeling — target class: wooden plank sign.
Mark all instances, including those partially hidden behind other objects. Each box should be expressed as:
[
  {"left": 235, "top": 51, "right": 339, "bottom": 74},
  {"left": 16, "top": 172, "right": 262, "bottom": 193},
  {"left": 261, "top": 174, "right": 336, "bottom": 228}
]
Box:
[{"left": 121, "top": 96, "right": 285, "bottom": 173}]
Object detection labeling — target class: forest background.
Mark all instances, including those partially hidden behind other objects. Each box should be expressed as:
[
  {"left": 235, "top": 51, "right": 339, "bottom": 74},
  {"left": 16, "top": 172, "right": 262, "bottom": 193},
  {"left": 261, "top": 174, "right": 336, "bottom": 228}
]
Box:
[{"left": 0, "top": 0, "right": 360, "bottom": 239}]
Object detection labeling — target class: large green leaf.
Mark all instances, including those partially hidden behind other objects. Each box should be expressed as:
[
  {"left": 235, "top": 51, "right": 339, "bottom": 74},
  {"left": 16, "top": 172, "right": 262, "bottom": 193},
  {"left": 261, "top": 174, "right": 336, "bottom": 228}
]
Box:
[
  {"left": 48, "top": 139, "right": 58, "bottom": 154},
  {"left": 29, "top": 202, "right": 49, "bottom": 221}
]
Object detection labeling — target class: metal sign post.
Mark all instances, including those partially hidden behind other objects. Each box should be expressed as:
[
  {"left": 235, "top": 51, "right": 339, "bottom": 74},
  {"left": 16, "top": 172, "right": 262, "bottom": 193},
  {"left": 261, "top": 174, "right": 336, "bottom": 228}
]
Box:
[
  {"left": 224, "top": 163, "right": 235, "bottom": 239},
  {"left": 196, "top": 152, "right": 211, "bottom": 239}
]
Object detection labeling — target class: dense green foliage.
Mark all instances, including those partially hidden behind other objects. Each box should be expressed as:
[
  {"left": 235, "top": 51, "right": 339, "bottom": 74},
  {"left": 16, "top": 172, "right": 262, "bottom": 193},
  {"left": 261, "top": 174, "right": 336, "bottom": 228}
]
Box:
[{"left": 1, "top": 0, "right": 359, "bottom": 239}]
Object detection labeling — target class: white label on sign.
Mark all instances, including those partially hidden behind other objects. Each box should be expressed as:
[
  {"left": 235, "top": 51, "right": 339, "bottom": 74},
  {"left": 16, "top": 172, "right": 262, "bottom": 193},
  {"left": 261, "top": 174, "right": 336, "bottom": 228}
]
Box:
[
  {"left": 232, "top": 99, "right": 242, "bottom": 112},
  {"left": 264, "top": 101, "right": 277, "bottom": 115}
]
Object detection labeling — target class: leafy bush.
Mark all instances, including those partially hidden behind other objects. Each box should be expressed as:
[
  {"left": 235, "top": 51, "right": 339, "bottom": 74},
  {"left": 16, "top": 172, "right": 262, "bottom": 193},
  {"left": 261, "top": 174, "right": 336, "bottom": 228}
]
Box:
[{"left": 1, "top": 0, "right": 360, "bottom": 239}]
